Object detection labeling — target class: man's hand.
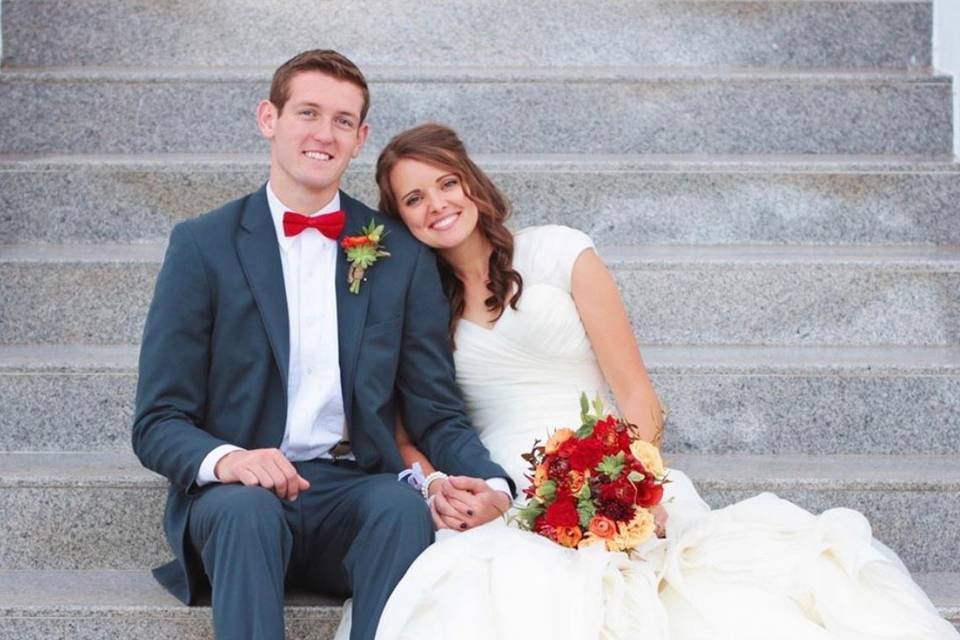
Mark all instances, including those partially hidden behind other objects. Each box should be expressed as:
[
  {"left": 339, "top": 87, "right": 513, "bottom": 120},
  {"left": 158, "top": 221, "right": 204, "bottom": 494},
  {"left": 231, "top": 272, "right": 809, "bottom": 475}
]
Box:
[
  {"left": 432, "top": 476, "right": 510, "bottom": 531},
  {"left": 215, "top": 448, "right": 310, "bottom": 501}
]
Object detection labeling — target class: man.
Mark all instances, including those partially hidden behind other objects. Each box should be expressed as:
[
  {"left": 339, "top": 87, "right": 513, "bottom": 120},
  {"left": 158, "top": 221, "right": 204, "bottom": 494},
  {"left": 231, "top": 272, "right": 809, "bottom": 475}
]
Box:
[{"left": 133, "top": 49, "right": 513, "bottom": 640}]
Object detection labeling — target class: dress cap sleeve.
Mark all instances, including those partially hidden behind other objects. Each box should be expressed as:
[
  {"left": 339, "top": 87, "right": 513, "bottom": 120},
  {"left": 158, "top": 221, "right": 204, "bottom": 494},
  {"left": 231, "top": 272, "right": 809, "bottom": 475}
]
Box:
[{"left": 513, "top": 225, "right": 595, "bottom": 292}]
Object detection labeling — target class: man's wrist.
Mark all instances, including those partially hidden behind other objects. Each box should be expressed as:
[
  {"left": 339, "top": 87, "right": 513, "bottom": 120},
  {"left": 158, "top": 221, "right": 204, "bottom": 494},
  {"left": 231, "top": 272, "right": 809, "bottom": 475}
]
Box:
[
  {"left": 197, "top": 444, "right": 244, "bottom": 486},
  {"left": 484, "top": 477, "right": 511, "bottom": 497}
]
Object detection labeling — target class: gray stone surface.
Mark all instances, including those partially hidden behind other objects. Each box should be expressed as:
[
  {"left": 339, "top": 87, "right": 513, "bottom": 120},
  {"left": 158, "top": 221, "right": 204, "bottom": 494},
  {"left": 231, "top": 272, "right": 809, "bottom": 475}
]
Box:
[
  {"left": 0, "top": 0, "right": 932, "bottom": 69},
  {"left": 5, "top": 244, "right": 958, "bottom": 346},
  {"left": 0, "top": 570, "right": 340, "bottom": 640},
  {"left": 4, "top": 155, "right": 960, "bottom": 245},
  {"left": 0, "top": 569, "right": 955, "bottom": 638},
  {"left": 2, "top": 452, "right": 959, "bottom": 572},
  {"left": 2, "top": 345, "right": 959, "bottom": 455},
  {"left": 0, "top": 69, "right": 952, "bottom": 155}
]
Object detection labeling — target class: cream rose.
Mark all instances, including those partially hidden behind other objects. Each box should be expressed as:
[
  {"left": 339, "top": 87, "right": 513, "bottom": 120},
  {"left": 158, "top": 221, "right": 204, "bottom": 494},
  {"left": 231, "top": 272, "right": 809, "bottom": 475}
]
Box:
[{"left": 630, "top": 440, "right": 665, "bottom": 477}]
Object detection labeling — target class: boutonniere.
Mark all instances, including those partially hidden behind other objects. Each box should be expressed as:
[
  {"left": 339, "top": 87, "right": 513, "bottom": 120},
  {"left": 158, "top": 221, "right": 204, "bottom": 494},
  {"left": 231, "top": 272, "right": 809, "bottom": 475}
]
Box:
[{"left": 341, "top": 219, "right": 391, "bottom": 294}]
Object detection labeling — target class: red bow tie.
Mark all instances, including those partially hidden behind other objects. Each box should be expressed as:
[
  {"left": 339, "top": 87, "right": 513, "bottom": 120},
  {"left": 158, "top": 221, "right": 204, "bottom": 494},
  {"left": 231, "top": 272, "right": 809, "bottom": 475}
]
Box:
[{"left": 283, "top": 210, "right": 345, "bottom": 239}]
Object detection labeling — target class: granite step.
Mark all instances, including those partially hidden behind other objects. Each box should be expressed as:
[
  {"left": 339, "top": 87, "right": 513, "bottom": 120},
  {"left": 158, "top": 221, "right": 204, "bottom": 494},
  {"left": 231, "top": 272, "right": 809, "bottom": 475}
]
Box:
[
  {"left": 2, "top": 344, "right": 959, "bottom": 456},
  {"left": 0, "top": 0, "right": 931, "bottom": 69},
  {"left": 0, "top": 68, "right": 952, "bottom": 155},
  {"left": 0, "top": 570, "right": 340, "bottom": 640},
  {"left": 0, "top": 569, "right": 956, "bottom": 638},
  {"left": 1, "top": 452, "right": 958, "bottom": 573},
  {"left": 2, "top": 244, "right": 958, "bottom": 347},
  {"left": 3, "top": 154, "right": 960, "bottom": 245}
]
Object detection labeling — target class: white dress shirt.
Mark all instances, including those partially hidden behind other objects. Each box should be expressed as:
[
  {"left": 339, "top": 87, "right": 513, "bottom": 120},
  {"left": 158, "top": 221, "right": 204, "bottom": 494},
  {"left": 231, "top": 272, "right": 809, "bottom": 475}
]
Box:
[
  {"left": 196, "top": 184, "right": 511, "bottom": 498},
  {"left": 197, "top": 184, "right": 347, "bottom": 484}
]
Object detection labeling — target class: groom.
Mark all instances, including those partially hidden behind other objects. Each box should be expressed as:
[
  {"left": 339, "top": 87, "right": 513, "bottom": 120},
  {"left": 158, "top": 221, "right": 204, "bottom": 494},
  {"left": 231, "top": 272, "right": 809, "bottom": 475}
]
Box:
[{"left": 132, "top": 49, "right": 513, "bottom": 640}]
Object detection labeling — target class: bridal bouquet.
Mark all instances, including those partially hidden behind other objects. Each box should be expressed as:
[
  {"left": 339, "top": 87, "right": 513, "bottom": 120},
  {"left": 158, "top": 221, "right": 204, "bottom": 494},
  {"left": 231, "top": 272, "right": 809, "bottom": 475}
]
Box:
[{"left": 514, "top": 394, "right": 667, "bottom": 552}]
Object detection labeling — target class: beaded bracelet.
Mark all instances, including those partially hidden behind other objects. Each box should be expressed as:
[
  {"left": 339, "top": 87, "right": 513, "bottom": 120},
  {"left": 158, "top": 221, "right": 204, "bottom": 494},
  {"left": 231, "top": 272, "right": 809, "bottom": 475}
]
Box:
[{"left": 420, "top": 471, "right": 448, "bottom": 500}]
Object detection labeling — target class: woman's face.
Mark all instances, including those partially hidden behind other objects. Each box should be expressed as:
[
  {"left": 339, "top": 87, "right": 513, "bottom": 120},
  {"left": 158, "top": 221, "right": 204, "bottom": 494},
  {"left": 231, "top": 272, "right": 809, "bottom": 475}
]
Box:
[{"left": 389, "top": 158, "right": 480, "bottom": 250}]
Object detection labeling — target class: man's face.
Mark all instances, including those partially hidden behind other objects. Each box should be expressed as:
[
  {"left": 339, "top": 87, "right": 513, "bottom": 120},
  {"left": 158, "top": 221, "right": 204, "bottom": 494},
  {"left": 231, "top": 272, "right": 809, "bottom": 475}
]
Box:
[{"left": 258, "top": 71, "right": 369, "bottom": 209}]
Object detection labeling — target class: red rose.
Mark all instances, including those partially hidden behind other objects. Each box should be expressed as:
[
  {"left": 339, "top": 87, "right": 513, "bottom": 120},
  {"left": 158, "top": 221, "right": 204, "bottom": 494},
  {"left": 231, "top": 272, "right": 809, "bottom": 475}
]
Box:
[
  {"left": 592, "top": 417, "right": 619, "bottom": 451},
  {"left": 569, "top": 438, "right": 605, "bottom": 472},
  {"left": 557, "top": 437, "right": 578, "bottom": 459},
  {"left": 544, "top": 496, "right": 580, "bottom": 528},
  {"left": 600, "top": 477, "right": 636, "bottom": 506},
  {"left": 635, "top": 478, "right": 664, "bottom": 508}
]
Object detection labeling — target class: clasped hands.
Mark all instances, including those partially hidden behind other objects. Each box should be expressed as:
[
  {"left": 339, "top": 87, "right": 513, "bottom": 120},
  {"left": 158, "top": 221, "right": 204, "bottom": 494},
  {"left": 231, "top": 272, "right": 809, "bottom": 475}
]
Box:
[
  {"left": 212, "top": 449, "right": 511, "bottom": 533},
  {"left": 428, "top": 476, "right": 511, "bottom": 532}
]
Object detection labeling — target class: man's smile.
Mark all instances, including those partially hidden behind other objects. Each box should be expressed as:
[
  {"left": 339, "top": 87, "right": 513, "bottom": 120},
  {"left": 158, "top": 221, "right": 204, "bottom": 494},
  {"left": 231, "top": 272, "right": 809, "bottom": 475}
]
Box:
[{"left": 304, "top": 151, "right": 333, "bottom": 161}]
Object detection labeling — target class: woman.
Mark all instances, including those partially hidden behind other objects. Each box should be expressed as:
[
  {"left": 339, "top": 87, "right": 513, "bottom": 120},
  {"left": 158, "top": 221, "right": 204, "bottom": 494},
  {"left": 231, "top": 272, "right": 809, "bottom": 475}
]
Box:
[{"left": 341, "top": 124, "right": 958, "bottom": 640}]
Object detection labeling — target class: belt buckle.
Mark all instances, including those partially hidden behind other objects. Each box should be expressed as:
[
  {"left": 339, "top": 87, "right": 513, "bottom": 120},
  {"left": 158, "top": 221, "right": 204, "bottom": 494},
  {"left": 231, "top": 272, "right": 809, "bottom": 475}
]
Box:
[{"left": 329, "top": 440, "right": 352, "bottom": 462}]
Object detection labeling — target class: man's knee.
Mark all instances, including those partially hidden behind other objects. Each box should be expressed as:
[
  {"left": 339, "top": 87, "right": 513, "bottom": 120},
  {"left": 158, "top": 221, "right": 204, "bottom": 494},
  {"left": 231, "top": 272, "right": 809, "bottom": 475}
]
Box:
[
  {"left": 363, "top": 481, "right": 432, "bottom": 535},
  {"left": 192, "top": 484, "right": 289, "bottom": 547}
]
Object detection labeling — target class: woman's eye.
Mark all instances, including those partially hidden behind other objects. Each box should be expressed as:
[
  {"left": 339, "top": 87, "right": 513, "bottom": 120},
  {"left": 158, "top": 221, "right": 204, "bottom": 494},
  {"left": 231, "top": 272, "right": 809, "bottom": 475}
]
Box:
[
  {"left": 404, "top": 196, "right": 421, "bottom": 207},
  {"left": 442, "top": 179, "right": 458, "bottom": 189}
]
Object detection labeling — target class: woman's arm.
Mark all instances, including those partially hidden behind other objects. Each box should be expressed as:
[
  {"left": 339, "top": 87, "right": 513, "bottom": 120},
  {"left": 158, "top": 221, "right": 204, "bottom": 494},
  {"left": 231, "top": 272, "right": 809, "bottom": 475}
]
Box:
[
  {"left": 571, "top": 249, "right": 665, "bottom": 445},
  {"left": 394, "top": 414, "right": 437, "bottom": 475}
]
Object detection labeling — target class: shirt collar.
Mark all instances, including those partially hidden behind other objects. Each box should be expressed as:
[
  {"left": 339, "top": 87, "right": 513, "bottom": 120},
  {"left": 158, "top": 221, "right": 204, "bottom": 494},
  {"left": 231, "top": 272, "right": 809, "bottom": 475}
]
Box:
[{"left": 267, "top": 181, "right": 342, "bottom": 253}]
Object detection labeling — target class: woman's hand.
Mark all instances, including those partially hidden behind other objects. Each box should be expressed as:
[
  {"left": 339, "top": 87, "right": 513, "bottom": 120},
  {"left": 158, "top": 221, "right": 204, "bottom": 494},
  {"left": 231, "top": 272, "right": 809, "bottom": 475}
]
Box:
[
  {"left": 652, "top": 505, "right": 669, "bottom": 538},
  {"left": 431, "top": 476, "right": 510, "bottom": 531}
]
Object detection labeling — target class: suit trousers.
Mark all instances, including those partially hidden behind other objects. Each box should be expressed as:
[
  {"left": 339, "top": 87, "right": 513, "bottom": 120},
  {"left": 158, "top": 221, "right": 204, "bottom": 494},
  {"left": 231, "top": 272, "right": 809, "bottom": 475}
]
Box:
[{"left": 187, "top": 459, "right": 435, "bottom": 640}]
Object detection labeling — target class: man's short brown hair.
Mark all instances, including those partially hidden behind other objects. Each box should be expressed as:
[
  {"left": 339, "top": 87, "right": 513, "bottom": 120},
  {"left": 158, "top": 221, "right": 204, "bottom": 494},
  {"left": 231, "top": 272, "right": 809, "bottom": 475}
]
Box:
[{"left": 270, "top": 49, "right": 370, "bottom": 122}]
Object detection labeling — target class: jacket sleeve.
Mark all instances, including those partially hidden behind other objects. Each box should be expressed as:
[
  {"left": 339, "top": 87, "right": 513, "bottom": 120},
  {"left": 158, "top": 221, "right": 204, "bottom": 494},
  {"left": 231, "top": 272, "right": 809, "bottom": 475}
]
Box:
[
  {"left": 395, "top": 244, "right": 516, "bottom": 496},
  {"left": 132, "top": 222, "right": 231, "bottom": 492}
]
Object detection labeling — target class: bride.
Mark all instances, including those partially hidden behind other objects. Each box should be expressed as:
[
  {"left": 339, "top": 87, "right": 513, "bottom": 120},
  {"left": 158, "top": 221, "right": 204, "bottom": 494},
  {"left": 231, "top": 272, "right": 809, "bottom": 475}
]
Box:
[{"left": 339, "top": 123, "right": 957, "bottom": 640}]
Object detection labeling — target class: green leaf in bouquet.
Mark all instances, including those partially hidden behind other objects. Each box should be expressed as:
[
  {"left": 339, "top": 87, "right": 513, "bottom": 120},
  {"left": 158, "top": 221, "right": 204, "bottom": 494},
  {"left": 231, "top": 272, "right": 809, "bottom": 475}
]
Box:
[
  {"left": 576, "top": 483, "right": 592, "bottom": 501},
  {"left": 592, "top": 393, "right": 605, "bottom": 418},
  {"left": 536, "top": 480, "right": 557, "bottom": 501},
  {"left": 627, "top": 470, "right": 645, "bottom": 483},
  {"left": 577, "top": 499, "right": 596, "bottom": 529},
  {"left": 514, "top": 501, "right": 545, "bottom": 529},
  {"left": 580, "top": 392, "right": 590, "bottom": 419},
  {"left": 596, "top": 451, "right": 625, "bottom": 480},
  {"left": 576, "top": 421, "right": 595, "bottom": 438}
]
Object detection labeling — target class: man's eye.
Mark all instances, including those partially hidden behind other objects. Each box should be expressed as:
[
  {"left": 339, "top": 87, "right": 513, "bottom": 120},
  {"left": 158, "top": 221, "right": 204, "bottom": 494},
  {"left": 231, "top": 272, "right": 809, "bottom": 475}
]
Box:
[
  {"left": 299, "top": 109, "right": 315, "bottom": 118},
  {"left": 336, "top": 117, "right": 356, "bottom": 128}
]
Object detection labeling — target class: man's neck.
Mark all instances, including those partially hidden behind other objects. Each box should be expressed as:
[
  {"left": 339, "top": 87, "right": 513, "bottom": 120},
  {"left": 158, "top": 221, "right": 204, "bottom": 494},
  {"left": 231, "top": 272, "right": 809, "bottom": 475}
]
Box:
[{"left": 269, "top": 175, "right": 339, "bottom": 214}]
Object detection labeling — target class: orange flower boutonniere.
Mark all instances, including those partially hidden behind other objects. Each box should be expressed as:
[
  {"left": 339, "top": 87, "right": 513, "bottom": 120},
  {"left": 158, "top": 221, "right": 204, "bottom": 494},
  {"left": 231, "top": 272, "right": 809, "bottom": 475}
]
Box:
[{"left": 341, "top": 220, "right": 390, "bottom": 294}]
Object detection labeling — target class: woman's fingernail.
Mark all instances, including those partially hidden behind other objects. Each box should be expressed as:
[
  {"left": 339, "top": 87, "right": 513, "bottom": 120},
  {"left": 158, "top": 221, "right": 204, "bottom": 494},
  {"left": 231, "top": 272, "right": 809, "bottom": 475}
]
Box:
[
  {"left": 460, "top": 523, "right": 467, "bottom": 530},
  {"left": 467, "top": 510, "right": 474, "bottom": 517}
]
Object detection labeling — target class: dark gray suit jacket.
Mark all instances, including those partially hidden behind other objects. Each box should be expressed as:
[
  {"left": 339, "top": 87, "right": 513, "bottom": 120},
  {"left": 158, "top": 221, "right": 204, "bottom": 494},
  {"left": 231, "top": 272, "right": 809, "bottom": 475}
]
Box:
[{"left": 132, "top": 186, "right": 511, "bottom": 603}]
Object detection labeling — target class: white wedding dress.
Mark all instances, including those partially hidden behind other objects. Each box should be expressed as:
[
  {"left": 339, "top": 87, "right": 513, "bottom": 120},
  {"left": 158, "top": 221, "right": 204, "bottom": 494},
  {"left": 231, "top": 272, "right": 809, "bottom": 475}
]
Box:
[{"left": 338, "top": 225, "right": 958, "bottom": 640}]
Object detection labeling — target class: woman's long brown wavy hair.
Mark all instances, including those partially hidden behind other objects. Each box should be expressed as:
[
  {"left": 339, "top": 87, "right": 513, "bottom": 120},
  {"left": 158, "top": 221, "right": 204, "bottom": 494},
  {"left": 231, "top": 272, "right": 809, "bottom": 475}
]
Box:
[{"left": 376, "top": 123, "right": 523, "bottom": 345}]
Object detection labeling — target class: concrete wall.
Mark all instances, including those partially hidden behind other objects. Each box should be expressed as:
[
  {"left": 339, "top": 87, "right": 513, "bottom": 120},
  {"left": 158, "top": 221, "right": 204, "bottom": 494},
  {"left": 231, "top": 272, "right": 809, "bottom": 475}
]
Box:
[{"left": 934, "top": 0, "right": 960, "bottom": 155}]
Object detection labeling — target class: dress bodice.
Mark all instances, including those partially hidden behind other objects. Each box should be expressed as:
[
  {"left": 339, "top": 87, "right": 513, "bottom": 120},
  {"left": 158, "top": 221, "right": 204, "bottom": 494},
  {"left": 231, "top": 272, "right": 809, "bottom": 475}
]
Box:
[{"left": 453, "top": 225, "right": 607, "bottom": 489}]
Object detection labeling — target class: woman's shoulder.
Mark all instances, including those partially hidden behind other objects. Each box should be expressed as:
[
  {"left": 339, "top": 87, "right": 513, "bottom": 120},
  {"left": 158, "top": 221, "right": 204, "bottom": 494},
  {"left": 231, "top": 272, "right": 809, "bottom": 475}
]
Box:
[
  {"left": 512, "top": 225, "right": 595, "bottom": 290},
  {"left": 514, "top": 224, "right": 592, "bottom": 246}
]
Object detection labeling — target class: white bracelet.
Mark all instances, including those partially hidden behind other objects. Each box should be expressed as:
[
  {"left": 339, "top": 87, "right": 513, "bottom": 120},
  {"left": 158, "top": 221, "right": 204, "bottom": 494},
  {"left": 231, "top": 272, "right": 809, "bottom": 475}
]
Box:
[
  {"left": 398, "top": 462, "right": 426, "bottom": 490},
  {"left": 421, "top": 471, "right": 448, "bottom": 500}
]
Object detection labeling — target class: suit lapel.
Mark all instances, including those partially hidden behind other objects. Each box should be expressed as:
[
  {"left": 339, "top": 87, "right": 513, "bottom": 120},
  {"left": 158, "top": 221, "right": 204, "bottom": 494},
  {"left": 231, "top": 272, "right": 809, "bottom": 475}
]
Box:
[
  {"left": 336, "top": 192, "right": 372, "bottom": 427},
  {"left": 236, "top": 186, "right": 290, "bottom": 397}
]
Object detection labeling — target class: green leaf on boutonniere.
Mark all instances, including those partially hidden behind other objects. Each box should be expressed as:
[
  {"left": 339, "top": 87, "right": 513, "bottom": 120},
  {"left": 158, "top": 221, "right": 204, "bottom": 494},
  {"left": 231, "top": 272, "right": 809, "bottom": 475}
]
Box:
[{"left": 343, "top": 218, "right": 391, "bottom": 294}]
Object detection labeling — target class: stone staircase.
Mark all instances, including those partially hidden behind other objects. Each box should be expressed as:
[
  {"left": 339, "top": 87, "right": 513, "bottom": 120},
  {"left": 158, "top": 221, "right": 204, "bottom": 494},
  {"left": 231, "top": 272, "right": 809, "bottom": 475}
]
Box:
[{"left": 1, "top": 1, "right": 958, "bottom": 637}]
